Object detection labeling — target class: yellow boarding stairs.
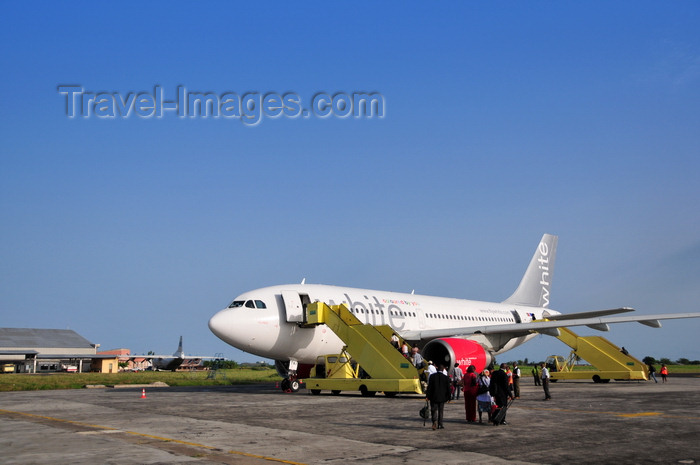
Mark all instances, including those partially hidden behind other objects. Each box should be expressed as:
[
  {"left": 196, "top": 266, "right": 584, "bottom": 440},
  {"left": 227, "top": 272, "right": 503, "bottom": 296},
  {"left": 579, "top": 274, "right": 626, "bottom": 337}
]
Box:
[
  {"left": 546, "top": 327, "right": 648, "bottom": 383},
  {"left": 303, "top": 302, "right": 423, "bottom": 396}
]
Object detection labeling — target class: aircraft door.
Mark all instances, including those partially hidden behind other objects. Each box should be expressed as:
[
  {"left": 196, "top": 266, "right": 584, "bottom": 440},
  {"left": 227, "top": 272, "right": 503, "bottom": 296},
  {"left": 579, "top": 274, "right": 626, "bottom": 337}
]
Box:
[
  {"left": 511, "top": 310, "right": 522, "bottom": 323},
  {"left": 281, "top": 291, "right": 307, "bottom": 323},
  {"left": 417, "top": 306, "right": 427, "bottom": 329}
]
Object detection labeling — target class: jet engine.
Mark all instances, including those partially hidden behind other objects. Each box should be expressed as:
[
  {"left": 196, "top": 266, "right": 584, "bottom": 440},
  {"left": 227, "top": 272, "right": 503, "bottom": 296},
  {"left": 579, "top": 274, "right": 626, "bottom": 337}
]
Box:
[{"left": 422, "top": 338, "right": 493, "bottom": 374}]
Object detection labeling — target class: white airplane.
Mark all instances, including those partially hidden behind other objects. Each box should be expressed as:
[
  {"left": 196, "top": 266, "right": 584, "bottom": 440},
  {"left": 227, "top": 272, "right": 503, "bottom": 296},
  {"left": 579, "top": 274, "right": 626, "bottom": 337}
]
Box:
[
  {"left": 209, "top": 234, "right": 700, "bottom": 390},
  {"left": 150, "top": 336, "right": 188, "bottom": 371},
  {"left": 137, "top": 336, "right": 216, "bottom": 371}
]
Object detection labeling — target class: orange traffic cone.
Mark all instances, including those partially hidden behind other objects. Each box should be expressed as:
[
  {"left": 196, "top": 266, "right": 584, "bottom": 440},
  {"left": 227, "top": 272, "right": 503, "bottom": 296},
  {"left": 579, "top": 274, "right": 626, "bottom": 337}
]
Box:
[{"left": 140, "top": 388, "right": 147, "bottom": 399}]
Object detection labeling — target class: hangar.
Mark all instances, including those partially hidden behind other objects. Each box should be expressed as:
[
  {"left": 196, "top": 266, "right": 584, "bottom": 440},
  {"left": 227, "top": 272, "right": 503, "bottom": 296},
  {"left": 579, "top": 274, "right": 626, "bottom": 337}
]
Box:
[{"left": 0, "top": 328, "right": 118, "bottom": 373}]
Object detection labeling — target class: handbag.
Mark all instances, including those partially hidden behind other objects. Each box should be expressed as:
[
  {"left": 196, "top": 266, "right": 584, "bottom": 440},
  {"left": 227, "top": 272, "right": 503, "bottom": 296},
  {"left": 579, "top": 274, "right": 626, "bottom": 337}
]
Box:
[{"left": 419, "top": 399, "right": 430, "bottom": 426}]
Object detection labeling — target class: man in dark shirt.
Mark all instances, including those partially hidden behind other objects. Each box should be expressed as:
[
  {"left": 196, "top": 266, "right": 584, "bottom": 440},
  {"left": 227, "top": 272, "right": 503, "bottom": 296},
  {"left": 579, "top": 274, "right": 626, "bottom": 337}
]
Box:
[
  {"left": 426, "top": 363, "right": 451, "bottom": 430},
  {"left": 489, "top": 363, "right": 512, "bottom": 425}
]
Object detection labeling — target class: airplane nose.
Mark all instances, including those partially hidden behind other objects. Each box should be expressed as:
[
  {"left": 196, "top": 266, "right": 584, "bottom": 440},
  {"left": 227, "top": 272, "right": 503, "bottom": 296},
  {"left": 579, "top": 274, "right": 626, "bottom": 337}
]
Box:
[
  {"left": 208, "top": 309, "right": 231, "bottom": 341},
  {"left": 209, "top": 303, "right": 280, "bottom": 357},
  {"left": 208, "top": 307, "right": 267, "bottom": 352}
]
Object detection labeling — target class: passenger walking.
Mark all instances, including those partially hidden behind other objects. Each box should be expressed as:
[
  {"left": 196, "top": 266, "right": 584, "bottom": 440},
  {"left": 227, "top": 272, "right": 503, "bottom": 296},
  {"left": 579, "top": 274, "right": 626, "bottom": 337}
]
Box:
[
  {"left": 476, "top": 369, "right": 492, "bottom": 424},
  {"left": 412, "top": 347, "right": 424, "bottom": 369},
  {"left": 512, "top": 362, "right": 521, "bottom": 398},
  {"left": 426, "top": 363, "right": 451, "bottom": 430},
  {"left": 660, "top": 364, "right": 669, "bottom": 383},
  {"left": 426, "top": 360, "right": 437, "bottom": 378},
  {"left": 647, "top": 363, "right": 658, "bottom": 383},
  {"left": 541, "top": 362, "right": 552, "bottom": 400},
  {"left": 489, "top": 363, "right": 512, "bottom": 425},
  {"left": 390, "top": 333, "right": 400, "bottom": 350},
  {"left": 450, "top": 363, "right": 463, "bottom": 400},
  {"left": 463, "top": 365, "right": 478, "bottom": 423},
  {"left": 401, "top": 341, "right": 410, "bottom": 358}
]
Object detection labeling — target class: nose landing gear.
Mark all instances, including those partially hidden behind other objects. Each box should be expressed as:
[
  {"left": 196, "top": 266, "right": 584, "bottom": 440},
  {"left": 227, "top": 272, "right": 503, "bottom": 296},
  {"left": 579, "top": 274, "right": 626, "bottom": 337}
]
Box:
[
  {"left": 276, "top": 359, "right": 304, "bottom": 393},
  {"left": 280, "top": 376, "right": 300, "bottom": 392}
]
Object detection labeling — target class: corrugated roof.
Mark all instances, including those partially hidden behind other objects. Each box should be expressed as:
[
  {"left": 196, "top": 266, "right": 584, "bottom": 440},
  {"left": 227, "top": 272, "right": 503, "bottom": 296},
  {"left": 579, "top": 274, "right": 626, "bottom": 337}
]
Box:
[
  {"left": 0, "top": 350, "right": 39, "bottom": 355},
  {"left": 0, "top": 328, "right": 94, "bottom": 349}
]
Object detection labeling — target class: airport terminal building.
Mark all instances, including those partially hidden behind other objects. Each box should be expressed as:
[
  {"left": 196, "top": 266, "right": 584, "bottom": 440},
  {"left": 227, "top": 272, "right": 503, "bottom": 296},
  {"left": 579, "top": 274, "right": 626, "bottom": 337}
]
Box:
[{"left": 0, "top": 328, "right": 118, "bottom": 373}]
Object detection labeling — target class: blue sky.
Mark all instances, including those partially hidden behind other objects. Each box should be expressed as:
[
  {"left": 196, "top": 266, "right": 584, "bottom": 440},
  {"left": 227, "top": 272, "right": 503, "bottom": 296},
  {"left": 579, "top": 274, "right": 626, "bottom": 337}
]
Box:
[{"left": 1, "top": 2, "right": 698, "bottom": 364}]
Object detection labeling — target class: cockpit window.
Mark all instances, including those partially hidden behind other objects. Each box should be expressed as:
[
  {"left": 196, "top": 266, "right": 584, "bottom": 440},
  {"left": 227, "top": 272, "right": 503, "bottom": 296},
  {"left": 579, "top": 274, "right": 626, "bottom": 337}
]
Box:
[{"left": 228, "top": 299, "right": 266, "bottom": 309}]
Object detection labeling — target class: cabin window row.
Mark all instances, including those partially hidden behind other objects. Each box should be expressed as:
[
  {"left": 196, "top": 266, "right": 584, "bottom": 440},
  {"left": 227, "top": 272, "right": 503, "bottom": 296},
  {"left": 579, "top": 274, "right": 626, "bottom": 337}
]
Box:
[
  {"left": 425, "top": 313, "right": 515, "bottom": 323},
  {"left": 348, "top": 308, "right": 418, "bottom": 317},
  {"left": 347, "top": 306, "right": 514, "bottom": 323}
]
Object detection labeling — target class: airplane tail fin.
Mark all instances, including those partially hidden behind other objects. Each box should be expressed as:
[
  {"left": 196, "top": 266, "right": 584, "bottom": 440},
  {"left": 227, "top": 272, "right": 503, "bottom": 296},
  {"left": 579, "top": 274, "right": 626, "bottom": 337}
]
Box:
[
  {"left": 173, "top": 336, "right": 184, "bottom": 358},
  {"left": 503, "top": 234, "right": 558, "bottom": 308}
]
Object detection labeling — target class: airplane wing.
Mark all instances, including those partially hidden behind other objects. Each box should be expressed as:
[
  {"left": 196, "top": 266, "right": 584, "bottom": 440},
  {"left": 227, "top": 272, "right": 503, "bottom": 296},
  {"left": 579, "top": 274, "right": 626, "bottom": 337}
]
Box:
[
  {"left": 400, "top": 310, "right": 700, "bottom": 341},
  {"left": 542, "top": 307, "right": 635, "bottom": 320}
]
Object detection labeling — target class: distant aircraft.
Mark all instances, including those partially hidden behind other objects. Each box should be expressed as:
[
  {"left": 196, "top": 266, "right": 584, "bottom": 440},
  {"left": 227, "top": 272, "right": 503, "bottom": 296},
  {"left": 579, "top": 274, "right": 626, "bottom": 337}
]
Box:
[
  {"left": 149, "top": 336, "right": 187, "bottom": 371},
  {"left": 209, "top": 234, "right": 700, "bottom": 390},
  {"left": 138, "top": 336, "right": 215, "bottom": 371}
]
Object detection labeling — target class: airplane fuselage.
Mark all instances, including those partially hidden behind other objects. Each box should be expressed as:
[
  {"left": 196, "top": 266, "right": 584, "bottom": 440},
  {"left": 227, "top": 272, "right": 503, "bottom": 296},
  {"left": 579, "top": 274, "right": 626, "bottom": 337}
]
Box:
[{"left": 208, "top": 283, "right": 552, "bottom": 364}]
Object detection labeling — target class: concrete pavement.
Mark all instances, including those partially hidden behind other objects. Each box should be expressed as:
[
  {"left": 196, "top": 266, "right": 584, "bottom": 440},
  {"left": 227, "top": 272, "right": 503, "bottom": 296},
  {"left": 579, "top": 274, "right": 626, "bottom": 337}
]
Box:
[{"left": 0, "top": 376, "right": 698, "bottom": 464}]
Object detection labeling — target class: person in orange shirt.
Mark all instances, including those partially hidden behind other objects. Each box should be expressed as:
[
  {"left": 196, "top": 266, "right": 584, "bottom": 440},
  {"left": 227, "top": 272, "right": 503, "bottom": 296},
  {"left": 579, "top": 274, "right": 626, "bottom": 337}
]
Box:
[
  {"left": 512, "top": 362, "right": 521, "bottom": 398},
  {"left": 660, "top": 364, "right": 669, "bottom": 383},
  {"left": 506, "top": 366, "right": 514, "bottom": 398}
]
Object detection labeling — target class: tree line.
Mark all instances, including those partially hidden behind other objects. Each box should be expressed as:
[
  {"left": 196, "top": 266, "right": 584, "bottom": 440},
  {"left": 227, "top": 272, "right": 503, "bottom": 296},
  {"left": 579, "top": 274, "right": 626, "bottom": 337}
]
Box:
[{"left": 642, "top": 356, "right": 700, "bottom": 366}]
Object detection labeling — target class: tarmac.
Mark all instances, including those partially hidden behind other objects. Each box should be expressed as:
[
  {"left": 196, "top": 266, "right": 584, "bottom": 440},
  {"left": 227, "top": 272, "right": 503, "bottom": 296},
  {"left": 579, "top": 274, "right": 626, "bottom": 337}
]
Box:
[{"left": 0, "top": 376, "right": 698, "bottom": 465}]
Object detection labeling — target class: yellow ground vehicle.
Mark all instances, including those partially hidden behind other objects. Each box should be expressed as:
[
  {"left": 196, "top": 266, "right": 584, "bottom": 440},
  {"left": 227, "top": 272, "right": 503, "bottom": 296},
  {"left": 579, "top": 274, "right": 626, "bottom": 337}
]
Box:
[
  {"left": 307, "top": 350, "right": 424, "bottom": 397},
  {"left": 2, "top": 364, "right": 16, "bottom": 373},
  {"left": 303, "top": 302, "right": 424, "bottom": 396}
]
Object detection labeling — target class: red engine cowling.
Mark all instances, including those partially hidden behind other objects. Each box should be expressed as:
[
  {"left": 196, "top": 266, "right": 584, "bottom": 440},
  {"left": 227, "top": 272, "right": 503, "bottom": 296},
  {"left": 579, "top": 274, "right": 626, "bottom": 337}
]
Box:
[{"left": 422, "top": 338, "right": 492, "bottom": 374}]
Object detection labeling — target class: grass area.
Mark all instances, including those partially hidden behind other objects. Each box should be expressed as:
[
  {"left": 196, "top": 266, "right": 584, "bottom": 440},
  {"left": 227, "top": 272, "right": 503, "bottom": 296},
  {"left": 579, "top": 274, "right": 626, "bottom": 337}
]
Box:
[
  {"left": 0, "top": 368, "right": 281, "bottom": 392},
  {"left": 654, "top": 365, "right": 700, "bottom": 374},
  {"left": 2, "top": 365, "right": 696, "bottom": 392}
]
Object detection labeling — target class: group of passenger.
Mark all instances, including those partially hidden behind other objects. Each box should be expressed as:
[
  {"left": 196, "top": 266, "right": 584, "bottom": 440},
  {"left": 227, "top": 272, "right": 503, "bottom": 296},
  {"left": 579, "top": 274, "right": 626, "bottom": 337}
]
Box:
[
  {"left": 647, "top": 363, "right": 669, "bottom": 383},
  {"left": 390, "top": 333, "right": 411, "bottom": 358},
  {"left": 396, "top": 335, "right": 673, "bottom": 431},
  {"left": 423, "top": 360, "right": 558, "bottom": 429},
  {"left": 422, "top": 352, "right": 673, "bottom": 431},
  {"left": 460, "top": 363, "right": 517, "bottom": 425},
  {"left": 391, "top": 334, "right": 424, "bottom": 367},
  {"left": 391, "top": 335, "right": 433, "bottom": 393},
  {"left": 423, "top": 361, "right": 516, "bottom": 428}
]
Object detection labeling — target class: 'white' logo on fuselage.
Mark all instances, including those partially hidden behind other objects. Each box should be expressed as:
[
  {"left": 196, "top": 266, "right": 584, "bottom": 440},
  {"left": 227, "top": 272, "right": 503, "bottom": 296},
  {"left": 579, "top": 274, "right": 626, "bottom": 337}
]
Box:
[{"left": 538, "top": 241, "right": 550, "bottom": 307}]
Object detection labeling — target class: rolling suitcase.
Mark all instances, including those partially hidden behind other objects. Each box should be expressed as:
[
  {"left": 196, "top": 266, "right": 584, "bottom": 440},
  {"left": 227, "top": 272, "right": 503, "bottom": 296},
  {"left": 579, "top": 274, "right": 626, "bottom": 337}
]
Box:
[{"left": 493, "top": 398, "right": 514, "bottom": 425}]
